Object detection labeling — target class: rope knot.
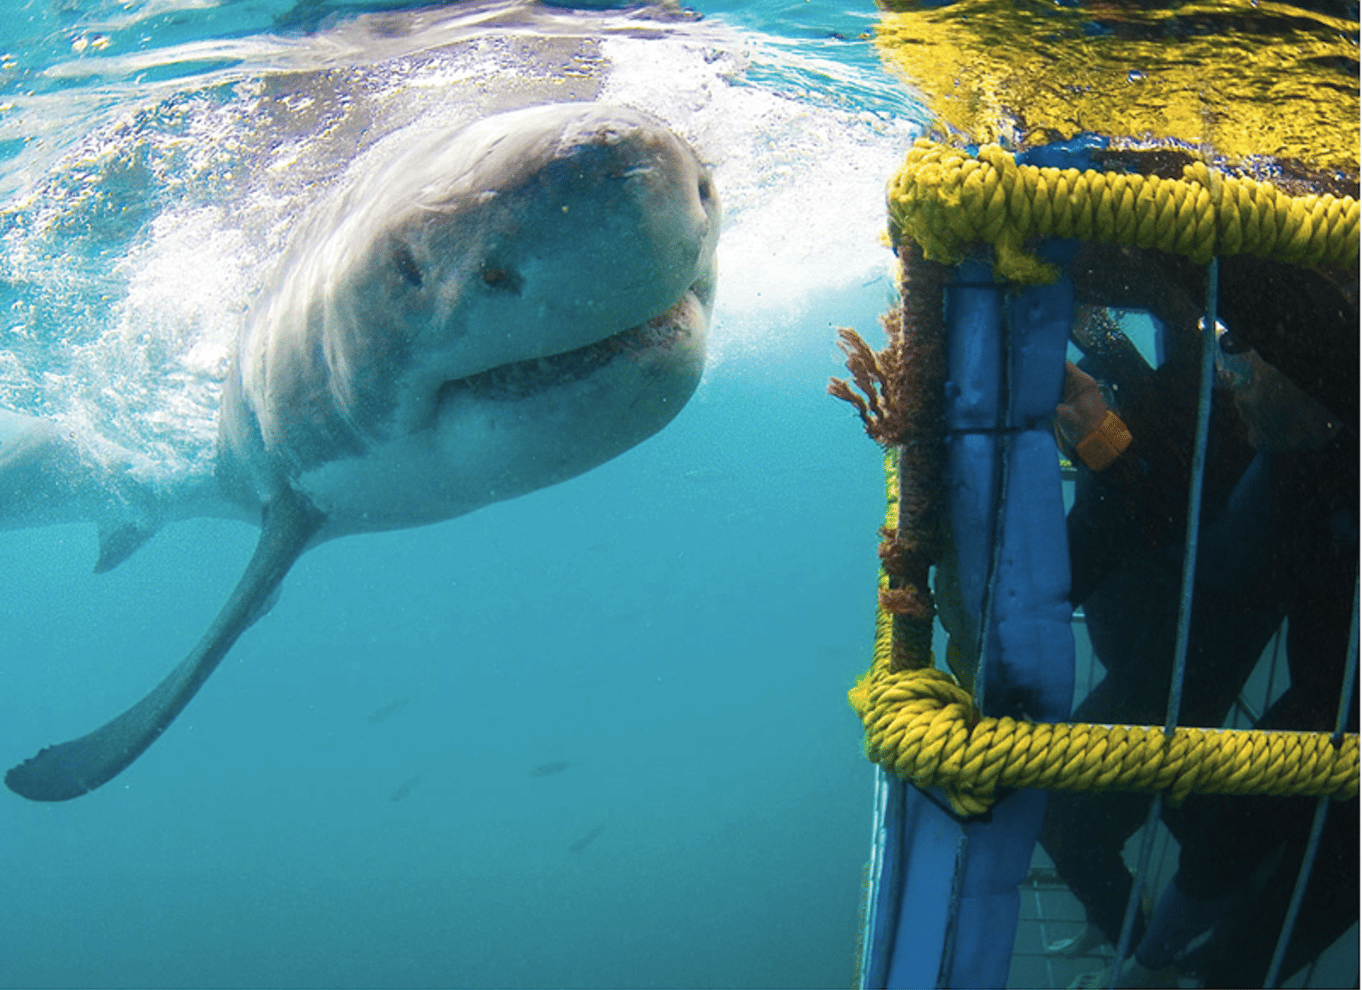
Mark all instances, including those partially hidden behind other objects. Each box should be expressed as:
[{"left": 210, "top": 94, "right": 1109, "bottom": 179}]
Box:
[
  {"left": 850, "top": 655, "right": 1361, "bottom": 819},
  {"left": 849, "top": 667, "right": 996, "bottom": 815}
]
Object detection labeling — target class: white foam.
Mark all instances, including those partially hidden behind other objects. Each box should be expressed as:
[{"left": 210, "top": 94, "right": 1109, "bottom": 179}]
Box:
[
  {"left": 596, "top": 26, "right": 917, "bottom": 364},
  {"left": 1, "top": 5, "right": 923, "bottom": 486}
]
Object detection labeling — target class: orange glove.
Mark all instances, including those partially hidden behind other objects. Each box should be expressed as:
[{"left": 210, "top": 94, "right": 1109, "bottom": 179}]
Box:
[{"left": 1055, "top": 362, "right": 1131, "bottom": 470}]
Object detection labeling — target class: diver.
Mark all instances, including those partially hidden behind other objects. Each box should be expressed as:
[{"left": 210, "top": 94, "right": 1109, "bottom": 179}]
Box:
[{"left": 1043, "top": 247, "right": 1358, "bottom": 989}]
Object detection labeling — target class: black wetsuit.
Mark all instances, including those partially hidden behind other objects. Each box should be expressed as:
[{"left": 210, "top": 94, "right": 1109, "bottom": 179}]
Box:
[
  {"left": 1167, "top": 439, "right": 1358, "bottom": 988},
  {"left": 1039, "top": 276, "right": 1358, "bottom": 986}
]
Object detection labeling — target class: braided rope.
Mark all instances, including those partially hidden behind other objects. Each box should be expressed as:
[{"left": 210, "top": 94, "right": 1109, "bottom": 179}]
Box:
[
  {"left": 849, "top": 453, "right": 1360, "bottom": 818},
  {"left": 887, "top": 140, "right": 1360, "bottom": 284}
]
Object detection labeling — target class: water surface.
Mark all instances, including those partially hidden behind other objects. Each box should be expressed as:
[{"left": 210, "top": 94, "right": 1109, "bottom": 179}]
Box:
[{"left": 0, "top": 2, "right": 919, "bottom": 987}]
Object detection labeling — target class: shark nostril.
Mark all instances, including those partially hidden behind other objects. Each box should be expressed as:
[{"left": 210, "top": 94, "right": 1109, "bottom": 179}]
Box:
[{"left": 391, "top": 241, "right": 423, "bottom": 288}]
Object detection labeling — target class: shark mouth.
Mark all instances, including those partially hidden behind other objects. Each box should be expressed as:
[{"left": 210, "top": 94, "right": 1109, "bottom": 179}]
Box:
[{"left": 444, "top": 283, "right": 708, "bottom": 402}]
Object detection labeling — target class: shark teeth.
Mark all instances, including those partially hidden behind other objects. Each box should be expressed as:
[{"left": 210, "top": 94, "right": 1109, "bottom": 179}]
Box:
[{"left": 446, "top": 289, "right": 702, "bottom": 402}]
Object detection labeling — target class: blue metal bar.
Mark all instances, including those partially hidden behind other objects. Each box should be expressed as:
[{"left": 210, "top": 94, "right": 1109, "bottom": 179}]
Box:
[
  {"left": 878, "top": 784, "right": 968, "bottom": 988},
  {"left": 1331, "top": 571, "right": 1360, "bottom": 750},
  {"left": 1261, "top": 622, "right": 1286, "bottom": 723},
  {"left": 1164, "top": 257, "right": 1219, "bottom": 737},
  {"left": 938, "top": 275, "right": 1013, "bottom": 990},
  {"left": 1263, "top": 569, "right": 1360, "bottom": 988},
  {"left": 1109, "top": 257, "right": 1220, "bottom": 986},
  {"left": 1264, "top": 797, "right": 1330, "bottom": 988},
  {"left": 859, "top": 769, "right": 895, "bottom": 990},
  {"left": 1109, "top": 793, "right": 1165, "bottom": 990},
  {"left": 967, "top": 293, "right": 1013, "bottom": 719},
  {"left": 935, "top": 832, "right": 971, "bottom": 988}
]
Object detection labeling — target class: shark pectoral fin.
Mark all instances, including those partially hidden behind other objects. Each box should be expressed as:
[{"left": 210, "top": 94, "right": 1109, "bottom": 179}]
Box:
[{"left": 4, "top": 488, "right": 325, "bottom": 802}]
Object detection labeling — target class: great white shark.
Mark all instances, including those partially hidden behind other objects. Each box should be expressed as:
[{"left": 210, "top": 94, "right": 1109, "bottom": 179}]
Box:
[{"left": 1, "top": 101, "right": 720, "bottom": 801}]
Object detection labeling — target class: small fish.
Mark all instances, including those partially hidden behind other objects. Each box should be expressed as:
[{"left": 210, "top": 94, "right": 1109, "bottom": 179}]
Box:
[
  {"left": 680, "top": 466, "right": 726, "bottom": 484},
  {"left": 367, "top": 696, "right": 412, "bottom": 725},
  {"left": 568, "top": 824, "right": 605, "bottom": 853},
  {"left": 529, "top": 760, "right": 572, "bottom": 778},
  {"left": 388, "top": 774, "right": 423, "bottom": 802},
  {"left": 604, "top": 605, "right": 648, "bottom": 626}
]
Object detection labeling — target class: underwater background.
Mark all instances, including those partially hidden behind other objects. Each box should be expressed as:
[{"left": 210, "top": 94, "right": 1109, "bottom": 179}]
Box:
[{"left": 0, "top": 2, "right": 924, "bottom": 987}]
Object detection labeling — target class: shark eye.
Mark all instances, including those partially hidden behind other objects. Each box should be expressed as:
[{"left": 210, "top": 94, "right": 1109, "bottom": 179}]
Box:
[
  {"left": 480, "top": 265, "right": 522, "bottom": 295},
  {"left": 697, "top": 174, "right": 714, "bottom": 204},
  {"left": 391, "top": 241, "right": 423, "bottom": 288}
]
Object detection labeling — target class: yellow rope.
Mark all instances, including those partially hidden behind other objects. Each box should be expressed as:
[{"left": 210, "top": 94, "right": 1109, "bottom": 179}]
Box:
[
  {"left": 849, "top": 453, "right": 1360, "bottom": 818},
  {"left": 887, "top": 139, "right": 1360, "bottom": 284},
  {"left": 873, "top": 3, "right": 1360, "bottom": 176}
]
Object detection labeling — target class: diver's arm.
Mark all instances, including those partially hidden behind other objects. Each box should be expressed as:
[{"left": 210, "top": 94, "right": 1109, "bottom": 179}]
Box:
[
  {"left": 1058, "top": 361, "right": 1179, "bottom": 606},
  {"left": 1057, "top": 362, "right": 1132, "bottom": 472}
]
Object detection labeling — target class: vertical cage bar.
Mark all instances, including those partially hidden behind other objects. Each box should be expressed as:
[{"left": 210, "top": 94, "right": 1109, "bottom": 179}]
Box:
[
  {"left": 891, "top": 241, "right": 946, "bottom": 673},
  {"left": 1110, "top": 258, "right": 1221, "bottom": 986},
  {"left": 1263, "top": 570, "right": 1360, "bottom": 988}
]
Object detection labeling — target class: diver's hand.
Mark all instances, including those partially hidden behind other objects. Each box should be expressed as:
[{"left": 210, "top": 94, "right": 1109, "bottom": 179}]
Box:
[{"left": 1055, "top": 362, "right": 1110, "bottom": 448}]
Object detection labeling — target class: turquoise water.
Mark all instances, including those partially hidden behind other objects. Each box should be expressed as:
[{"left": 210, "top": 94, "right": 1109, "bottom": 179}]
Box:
[{"left": 0, "top": 3, "right": 923, "bottom": 987}]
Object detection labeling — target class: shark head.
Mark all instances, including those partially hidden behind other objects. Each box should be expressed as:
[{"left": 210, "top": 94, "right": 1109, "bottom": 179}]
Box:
[
  {"left": 223, "top": 102, "right": 720, "bottom": 532},
  {"left": 5, "top": 103, "right": 721, "bottom": 802}
]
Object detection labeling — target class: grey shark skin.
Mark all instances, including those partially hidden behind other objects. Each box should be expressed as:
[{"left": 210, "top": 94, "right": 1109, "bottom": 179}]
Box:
[{"left": 3, "top": 102, "right": 719, "bottom": 801}]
